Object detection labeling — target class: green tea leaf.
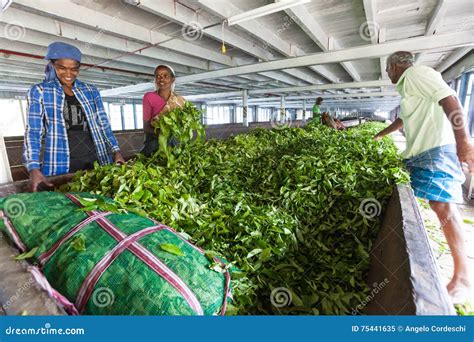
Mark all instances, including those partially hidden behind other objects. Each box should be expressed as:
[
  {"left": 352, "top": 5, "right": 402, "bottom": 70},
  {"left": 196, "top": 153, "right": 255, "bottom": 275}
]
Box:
[
  {"left": 71, "top": 235, "right": 86, "bottom": 252},
  {"left": 160, "top": 243, "right": 184, "bottom": 256},
  {"left": 14, "top": 247, "right": 38, "bottom": 260},
  {"left": 246, "top": 248, "right": 262, "bottom": 259}
]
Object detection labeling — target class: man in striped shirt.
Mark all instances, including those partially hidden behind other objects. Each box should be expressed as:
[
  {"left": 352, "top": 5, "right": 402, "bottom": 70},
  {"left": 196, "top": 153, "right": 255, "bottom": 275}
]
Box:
[{"left": 23, "top": 42, "right": 124, "bottom": 191}]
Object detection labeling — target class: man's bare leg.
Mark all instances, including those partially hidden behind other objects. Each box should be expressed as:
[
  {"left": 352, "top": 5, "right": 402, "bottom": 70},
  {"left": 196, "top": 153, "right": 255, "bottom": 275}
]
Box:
[{"left": 429, "top": 200, "right": 472, "bottom": 303}]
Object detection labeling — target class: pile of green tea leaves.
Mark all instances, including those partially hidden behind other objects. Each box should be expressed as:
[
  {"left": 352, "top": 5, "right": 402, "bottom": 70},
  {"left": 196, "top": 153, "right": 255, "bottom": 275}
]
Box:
[
  {"left": 65, "top": 121, "right": 409, "bottom": 315},
  {"left": 151, "top": 102, "right": 205, "bottom": 164}
]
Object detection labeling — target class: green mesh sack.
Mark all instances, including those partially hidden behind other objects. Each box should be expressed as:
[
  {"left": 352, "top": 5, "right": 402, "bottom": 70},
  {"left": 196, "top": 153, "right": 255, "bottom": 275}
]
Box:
[{"left": 0, "top": 192, "right": 231, "bottom": 315}]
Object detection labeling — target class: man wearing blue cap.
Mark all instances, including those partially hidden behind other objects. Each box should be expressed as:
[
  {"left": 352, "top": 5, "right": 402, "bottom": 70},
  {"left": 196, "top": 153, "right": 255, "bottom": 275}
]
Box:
[{"left": 23, "top": 42, "right": 124, "bottom": 191}]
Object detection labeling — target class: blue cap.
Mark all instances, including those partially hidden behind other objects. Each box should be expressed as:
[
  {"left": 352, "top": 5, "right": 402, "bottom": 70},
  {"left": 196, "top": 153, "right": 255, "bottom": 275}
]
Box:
[{"left": 45, "top": 42, "right": 81, "bottom": 63}]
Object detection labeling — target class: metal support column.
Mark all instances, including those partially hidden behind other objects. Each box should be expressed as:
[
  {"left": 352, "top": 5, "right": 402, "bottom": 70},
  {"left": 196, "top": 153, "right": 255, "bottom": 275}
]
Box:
[
  {"left": 302, "top": 99, "right": 307, "bottom": 123},
  {"left": 280, "top": 96, "right": 285, "bottom": 123},
  {"left": 243, "top": 89, "right": 249, "bottom": 127}
]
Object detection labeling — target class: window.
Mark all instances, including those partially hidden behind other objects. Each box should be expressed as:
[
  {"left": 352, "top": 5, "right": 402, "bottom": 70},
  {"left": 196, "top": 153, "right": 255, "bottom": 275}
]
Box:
[
  {"left": 455, "top": 77, "right": 462, "bottom": 97},
  {"left": 247, "top": 107, "right": 254, "bottom": 123},
  {"left": 223, "top": 106, "right": 231, "bottom": 124},
  {"left": 123, "top": 104, "right": 135, "bottom": 130},
  {"left": 0, "top": 98, "right": 149, "bottom": 136},
  {"left": 463, "top": 73, "right": 473, "bottom": 114},
  {"left": 374, "top": 110, "right": 389, "bottom": 119},
  {"left": 296, "top": 109, "right": 303, "bottom": 120},
  {"left": 211, "top": 106, "right": 232, "bottom": 124},
  {"left": 236, "top": 107, "right": 243, "bottom": 123},
  {"left": 0, "top": 99, "right": 25, "bottom": 137},
  {"left": 206, "top": 106, "right": 218, "bottom": 125},
  {"left": 108, "top": 103, "right": 123, "bottom": 131},
  {"left": 258, "top": 108, "right": 272, "bottom": 122},
  {"left": 234, "top": 106, "right": 257, "bottom": 123},
  {"left": 135, "top": 104, "right": 144, "bottom": 129}
]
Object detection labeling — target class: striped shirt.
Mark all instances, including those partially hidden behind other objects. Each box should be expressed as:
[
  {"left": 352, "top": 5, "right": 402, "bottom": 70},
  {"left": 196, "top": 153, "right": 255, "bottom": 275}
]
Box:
[{"left": 23, "top": 78, "right": 120, "bottom": 176}]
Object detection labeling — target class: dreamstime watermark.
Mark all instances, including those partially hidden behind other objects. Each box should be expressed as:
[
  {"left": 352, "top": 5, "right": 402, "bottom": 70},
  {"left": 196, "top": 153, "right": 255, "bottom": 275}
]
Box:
[
  {"left": 446, "top": 109, "right": 466, "bottom": 131},
  {"left": 4, "top": 198, "right": 26, "bottom": 218},
  {"left": 359, "top": 198, "right": 381, "bottom": 219},
  {"left": 270, "top": 287, "right": 292, "bottom": 308},
  {"left": 1, "top": 278, "right": 35, "bottom": 311},
  {"left": 359, "top": 20, "right": 379, "bottom": 42},
  {"left": 92, "top": 287, "right": 115, "bottom": 308},
  {"left": 270, "top": 110, "right": 293, "bottom": 129},
  {"left": 351, "top": 278, "right": 390, "bottom": 315},
  {"left": 3, "top": 21, "right": 26, "bottom": 41},
  {"left": 84, "top": 11, "right": 123, "bottom": 51},
  {"left": 181, "top": 21, "right": 203, "bottom": 42},
  {"left": 263, "top": 16, "right": 294, "bottom": 50},
  {"left": 5, "top": 323, "right": 85, "bottom": 336}
]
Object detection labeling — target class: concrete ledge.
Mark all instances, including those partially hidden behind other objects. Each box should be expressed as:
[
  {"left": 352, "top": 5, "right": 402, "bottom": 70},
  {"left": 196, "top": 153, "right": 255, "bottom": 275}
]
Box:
[
  {"left": 0, "top": 232, "right": 66, "bottom": 315},
  {"left": 0, "top": 174, "right": 75, "bottom": 195}
]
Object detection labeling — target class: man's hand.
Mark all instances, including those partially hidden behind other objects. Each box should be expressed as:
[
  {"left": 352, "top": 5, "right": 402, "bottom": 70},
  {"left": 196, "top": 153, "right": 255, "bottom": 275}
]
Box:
[
  {"left": 29, "top": 169, "right": 53, "bottom": 192},
  {"left": 373, "top": 118, "right": 403, "bottom": 142},
  {"left": 456, "top": 141, "right": 474, "bottom": 172},
  {"left": 113, "top": 151, "right": 125, "bottom": 165}
]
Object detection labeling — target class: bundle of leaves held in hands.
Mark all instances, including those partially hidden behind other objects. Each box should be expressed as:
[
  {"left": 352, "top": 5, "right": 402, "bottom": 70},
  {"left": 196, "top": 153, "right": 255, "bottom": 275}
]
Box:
[
  {"left": 151, "top": 102, "right": 205, "bottom": 164},
  {"left": 65, "top": 119, "right": 409, "bottom": 315}
]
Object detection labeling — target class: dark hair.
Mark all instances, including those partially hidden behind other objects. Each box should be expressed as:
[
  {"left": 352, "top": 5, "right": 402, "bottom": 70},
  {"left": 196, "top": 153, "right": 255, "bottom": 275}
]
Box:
[
  {"left": 316, "top": 97, "right": 323, "bottom": 104},
  {"left": 154, "top": 65, "right": 175, "bottom": 78},
  {"left": 51, "top": 59, "right": 81, "bottom": 67}
]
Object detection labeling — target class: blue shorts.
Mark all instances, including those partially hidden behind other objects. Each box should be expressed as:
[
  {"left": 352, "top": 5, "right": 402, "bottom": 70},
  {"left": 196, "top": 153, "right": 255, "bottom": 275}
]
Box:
[{"left": 404, "top": 144, "right": 465, "bottom": 203}]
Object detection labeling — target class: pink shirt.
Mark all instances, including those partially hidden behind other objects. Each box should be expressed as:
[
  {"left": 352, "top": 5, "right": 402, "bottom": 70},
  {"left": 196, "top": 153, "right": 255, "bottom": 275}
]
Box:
[{"left": 142, "top": 92, "right": 166, "bottom": 122}]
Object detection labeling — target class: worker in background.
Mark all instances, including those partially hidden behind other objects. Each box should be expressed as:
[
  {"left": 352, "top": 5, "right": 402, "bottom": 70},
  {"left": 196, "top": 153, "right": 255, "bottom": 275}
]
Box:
[
  {"left": 141, "top": 64, "right": 186, "bottom": 156},
  {"left": 23, "top": 42, "right": 124, "bottom": 192},
  {"left": 334, "top": 118, "right": 346, "bottom": 130},
  {"left": 321, "top": 112, "right": 337, "bottom": 129},
  {"left": 320, "top": 111, "right": 346, "bottom": 130},
  {"left": 312, "top": 97, "right": 323, "bottom": 124},
  {"left": 374, "top": 51, "right": 474, "bottom": 303}
]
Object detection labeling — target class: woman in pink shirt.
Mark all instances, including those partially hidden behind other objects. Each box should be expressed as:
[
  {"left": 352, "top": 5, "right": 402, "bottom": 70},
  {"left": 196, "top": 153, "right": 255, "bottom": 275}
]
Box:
[{"left": 141, "top": 64, "right": 185, "bottom": 156}]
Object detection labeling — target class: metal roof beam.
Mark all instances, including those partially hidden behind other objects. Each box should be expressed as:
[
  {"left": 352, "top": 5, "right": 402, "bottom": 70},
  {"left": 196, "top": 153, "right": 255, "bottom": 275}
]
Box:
[
  {"left": 417, "top": 0, "right": 449, "bottom": 63},
  {"left": 196, "top": 0, "right": 336, "bottom": 83},
  {"left": 436, "top": 47, "right": 472, "bottom": 72},
  {"left": 132, "top": 0, "right": 308, "bottom": 86},
  {"left": 426, "top": 0, "right": 448, "bottom": 35},
  {"left": 12, "top": 0, "right": 232, "bottom": 65},
  {"left": 183, "top": 80, "right": 392, "bottom": 101},
  {"left": 203, "top": 91, "right": 400, "bottom": 104},
  {"left": 283, "top": 1, "right": 361, "bottom": 81},
  {"left": 174, "top": 31, "right": 473, "bottom": 84},
  {"left": 0, "top": 39, "right": 156, "bottom": 76}
]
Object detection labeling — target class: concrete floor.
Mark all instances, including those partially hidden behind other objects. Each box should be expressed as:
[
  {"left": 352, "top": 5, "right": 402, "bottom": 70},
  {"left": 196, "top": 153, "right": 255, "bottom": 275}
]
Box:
[{"left": 391, "top": 129, "right": 474, "bottom": 306}]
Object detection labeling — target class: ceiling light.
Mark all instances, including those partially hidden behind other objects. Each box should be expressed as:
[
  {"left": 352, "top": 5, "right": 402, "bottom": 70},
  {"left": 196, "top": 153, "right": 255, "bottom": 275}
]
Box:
[
  {"left": 122, "top": 0, "right": 140, "bottom": 6},
  {"left": 224, "top": 0, "right": 311, "bottom": 26}
]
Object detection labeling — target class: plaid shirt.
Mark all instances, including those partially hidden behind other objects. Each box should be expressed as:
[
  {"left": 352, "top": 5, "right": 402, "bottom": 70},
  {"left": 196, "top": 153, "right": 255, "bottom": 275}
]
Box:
[{"left": 23, "top": 78, "right": 120, "bottom": 176}]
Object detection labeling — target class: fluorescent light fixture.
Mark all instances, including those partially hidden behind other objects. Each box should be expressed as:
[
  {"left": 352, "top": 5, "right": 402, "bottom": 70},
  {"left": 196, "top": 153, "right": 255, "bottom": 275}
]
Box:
[
  {"left": 121, "top": 0, "right": 140, "bottom": 6},
  {"left": 225, "top": 0, "right": 311, "bottom": 26}
]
